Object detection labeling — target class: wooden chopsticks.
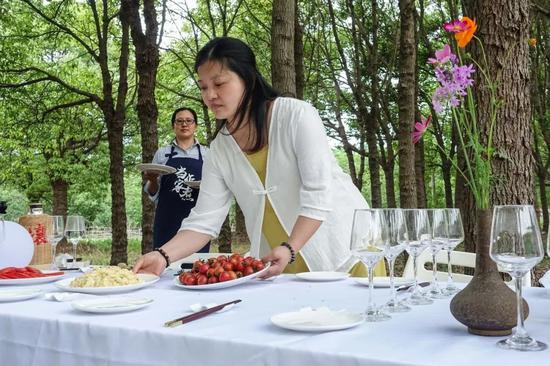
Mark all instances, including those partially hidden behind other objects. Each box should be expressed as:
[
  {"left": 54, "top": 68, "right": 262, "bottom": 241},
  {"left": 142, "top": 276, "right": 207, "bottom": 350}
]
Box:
[{"left": 164, "top": 299, "right": 242, "bottom": 328}]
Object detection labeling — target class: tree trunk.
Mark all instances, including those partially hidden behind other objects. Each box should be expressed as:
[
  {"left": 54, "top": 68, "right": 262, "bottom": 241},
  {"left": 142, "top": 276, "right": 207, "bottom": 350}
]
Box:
[
  {"left": 271, "top": 0, "right": 296, "bottom": 96},
  {"left": 121, "top": 0, "right": 160, "bottom": 255},
  {"left": 217, "top": 215, "right": 232, "bottom": 253},
  {"left": 397, "top": 0, "right": 417, "bottom": 208},
  {"left": 107, "top": 13, "right": 131, "bottom": 265},
  {"left": 51, "top": 179, "right": 68, "bottom": 217},
  {"left": 366, "top": 0, "right": 381, "bottom": 208},
  {"left": 235, "top": 203, "right": 248, "bottom": 246},
  {"left": 294, "top": 0, "right": 304, "bottom": 100},
  {"left": 464, "top": 1, "right": 534, "bottom": 207}
]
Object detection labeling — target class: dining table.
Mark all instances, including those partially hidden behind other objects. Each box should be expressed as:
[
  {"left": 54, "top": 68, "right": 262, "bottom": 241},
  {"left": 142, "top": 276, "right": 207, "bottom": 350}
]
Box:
[{"left": 0, "top": 271, "right": 548, "bottom": 366}]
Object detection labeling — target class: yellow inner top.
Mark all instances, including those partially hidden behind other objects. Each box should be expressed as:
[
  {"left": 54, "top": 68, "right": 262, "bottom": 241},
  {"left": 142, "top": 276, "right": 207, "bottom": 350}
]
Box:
[{"left": 245, "top": 145, "right": 385, "bottom": 277}]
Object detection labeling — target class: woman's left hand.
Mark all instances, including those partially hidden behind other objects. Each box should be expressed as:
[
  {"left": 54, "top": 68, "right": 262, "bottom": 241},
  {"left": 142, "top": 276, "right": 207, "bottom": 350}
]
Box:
[{"left": 259, "top": 246, "right": 292, "bottom": 279}]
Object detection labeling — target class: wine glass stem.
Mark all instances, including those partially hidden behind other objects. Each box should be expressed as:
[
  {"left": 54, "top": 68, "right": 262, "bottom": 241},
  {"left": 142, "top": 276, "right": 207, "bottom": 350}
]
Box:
[
  {"left": 446, "top": 249, "right": 453, "bottom": 285},
  {"left": 413, "top": 253, "right": 418, "bottom": 288},
  {"left": 51, "top": 243, "right": 57, "bottom": 269},
  {"left": 389, "top": 258, "right": 397, "bottom": 303},
  {"left": 514, "top": 276, "right": 528, "bottom": 338},
  {"left": 368, "top": 265, "right": 375, "bottom": 311},
  {"left": 72, "top": 244, "right": 77, "bottom": 267},
  {"left": 432, "top": 252, "right": 438, "bottom": 284}
]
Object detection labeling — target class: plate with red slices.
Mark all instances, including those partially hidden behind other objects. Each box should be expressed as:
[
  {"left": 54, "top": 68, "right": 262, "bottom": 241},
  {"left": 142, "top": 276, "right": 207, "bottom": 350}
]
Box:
[{"left": 0, "top": 267, "right": 65, "bottom": 285}]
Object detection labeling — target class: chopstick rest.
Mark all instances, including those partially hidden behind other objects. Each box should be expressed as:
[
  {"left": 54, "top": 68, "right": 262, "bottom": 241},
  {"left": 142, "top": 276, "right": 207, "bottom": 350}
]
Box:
[{"left": 164, "top": 299, "right": 242, "bottom": 328}]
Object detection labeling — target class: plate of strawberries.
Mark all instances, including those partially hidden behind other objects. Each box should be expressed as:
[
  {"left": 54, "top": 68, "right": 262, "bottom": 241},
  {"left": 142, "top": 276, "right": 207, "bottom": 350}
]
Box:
[{"left": 173, "top": 253, "right": 270, "bottom": 290}]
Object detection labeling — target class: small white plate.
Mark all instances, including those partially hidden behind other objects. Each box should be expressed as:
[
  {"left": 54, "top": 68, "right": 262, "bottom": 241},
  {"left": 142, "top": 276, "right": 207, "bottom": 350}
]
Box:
[
  {"left": 271, "top": 307, "right": 364, "bottom": 332},
  {"left": 71, "top": 296, "right": 153, "bottom": 313},
  {"left": 0, "top": 288, "right": 43, "bottom": 302},
  {"left": 183, "top": 180, "right": 201, "bottom": 189},
  {"left": 354, "top": 276, "right": 414, "bottom": 288},
  {"left": 136, "top": 163, "right": 176, "bottom": 175},
  {"left": 54, "top": 273, "right": 159, "bottom": 294},
  {"left": 295, "top": 271, "right": 350, "bottom": 282},
  {"left": 174, "top": 263, "right": 270, "bottom": 290},
  {"left": 0, "top": 271, "right": 65, "bottom": 286}
]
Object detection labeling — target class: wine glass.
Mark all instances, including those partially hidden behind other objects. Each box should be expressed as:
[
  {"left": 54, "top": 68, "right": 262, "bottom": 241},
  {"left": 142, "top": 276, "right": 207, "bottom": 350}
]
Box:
[
  {"left": 490, "top": 205, "right": 547, "bottom": 351},
  {"left": 378, "top": 209, "right": 411, "bottom": 313},
  {"left": 426, "top": 209, "right": 447, "bottom": 299},
  {"left": 350, "top": 209, "right": 390, "bottom": 321},
  {"left": 402, "top": 209, "right": 433, "bottom": 305},
  {"left": 65, "top": 215, "right": 85, "bottom": 268},
  {"left": 442, "top": 208, "right": 464, "bottom": 296},
  {"left": 47, "top": 216, "right": 65, "bottom": 270}
]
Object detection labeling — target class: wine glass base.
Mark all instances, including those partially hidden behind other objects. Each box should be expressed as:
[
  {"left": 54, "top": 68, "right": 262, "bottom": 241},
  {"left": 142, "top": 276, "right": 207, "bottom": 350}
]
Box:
[
  {"left": 442, "top": 285, "right": 459, "bottom": 296},
  {"left": 497, "top": 337, "right": 547, "bottom": 352},
  {"left": 408, "top": 293, "right": 434, "bottom": 305},
  {"left": 383, "top": 299, "right": 411, "bottom": 313},
  {"left": 365, "top": 309, "right": 391, "bottom": 322},
  {"left": 427, "top": 288, "right": 447, "bottom": 299}
]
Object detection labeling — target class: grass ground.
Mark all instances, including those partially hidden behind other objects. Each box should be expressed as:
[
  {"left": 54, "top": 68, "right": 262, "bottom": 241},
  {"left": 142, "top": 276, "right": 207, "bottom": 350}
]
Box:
[{"left": 62, "top": 239, "right": 550, "bottom": 287}]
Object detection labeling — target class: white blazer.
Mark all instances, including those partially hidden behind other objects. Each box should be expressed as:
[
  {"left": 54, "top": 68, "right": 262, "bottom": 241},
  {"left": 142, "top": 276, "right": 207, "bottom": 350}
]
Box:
[{"left": 180, "top": 97, "right": 368, "bottom": 271}]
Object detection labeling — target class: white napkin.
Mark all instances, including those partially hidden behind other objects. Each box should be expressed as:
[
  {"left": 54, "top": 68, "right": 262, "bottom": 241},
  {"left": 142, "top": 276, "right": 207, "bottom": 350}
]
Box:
[
  {"left": 44, "top": 292, "right": 86, "bottom": 302},
  {"left": 539, "top": 271, "right": 550, "bottom": 288},
  {"left": 189, "top": 302, "right": 235, "bottom": 313}
]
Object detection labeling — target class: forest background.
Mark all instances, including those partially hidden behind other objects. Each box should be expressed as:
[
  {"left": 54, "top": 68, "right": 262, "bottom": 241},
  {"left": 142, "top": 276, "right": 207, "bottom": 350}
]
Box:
[{"left": 0, "top": 0, "right": 548, "bottom": 278}]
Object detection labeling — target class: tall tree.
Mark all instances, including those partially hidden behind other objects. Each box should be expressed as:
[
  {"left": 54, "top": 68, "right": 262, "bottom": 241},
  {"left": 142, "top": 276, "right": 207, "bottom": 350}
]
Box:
[
  {"left": 271, "top": 0, "right": 296, "bottom": 96},
  {"left": 463, "top": 1, "right": 534, "bottom": 203},
  {"left": 121, "top": 0, "right": 161, "bottom": 255},
  {"left": 397, "top": 0, "right": 417, "bottom": 208},
  {"left": 0, "top": 0, "right": 133, "bottom": 264}
]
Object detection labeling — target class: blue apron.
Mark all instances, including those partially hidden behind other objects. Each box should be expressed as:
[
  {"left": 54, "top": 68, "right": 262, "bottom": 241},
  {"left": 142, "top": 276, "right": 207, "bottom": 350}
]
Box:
[{"left": 153, "top": 144, "right": 210, "bottom": 252}]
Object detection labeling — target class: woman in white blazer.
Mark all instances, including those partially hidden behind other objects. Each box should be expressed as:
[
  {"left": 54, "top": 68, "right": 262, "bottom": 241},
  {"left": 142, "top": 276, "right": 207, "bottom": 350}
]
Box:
[{"left": 133, "top": 37, "right": 385, "bottom": 278}]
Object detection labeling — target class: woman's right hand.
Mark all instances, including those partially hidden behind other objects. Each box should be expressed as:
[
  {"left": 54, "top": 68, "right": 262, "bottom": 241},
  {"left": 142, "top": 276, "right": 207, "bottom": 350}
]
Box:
[{"left": 132, "top": 251, "right": 167, "bottom": 276}]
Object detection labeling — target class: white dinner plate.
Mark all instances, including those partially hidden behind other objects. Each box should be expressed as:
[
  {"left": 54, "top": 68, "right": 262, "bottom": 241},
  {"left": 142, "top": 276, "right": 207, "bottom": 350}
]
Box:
[
  {"left": 54, "top": 273, "right": 159, "bottom": 294},
  {"left": 271, "top": 307, "right": 364, "bottom": 332},
  {"left": 354, "top": 276, "right": 414, "bottom": 288},
  {"left": 0, "top": 288, "right": 43, "bottom": 302},
  {"left": 173, "top": 262, "right": 270, "bottom": 290},
  {"left": 295, "top": 271, "right": 350, "bottom": 282},
  {"left": 71, "top": 296, "right": 153, "bottom": 313},
  {"left": 183, "top": 180, "right": 201, "bottom": 189},
  {"left": 0, "top": 271, "right": 65, "bottom": 286},
  {"left": 136, "top": 163, "right": 176, "bottom": 175}
]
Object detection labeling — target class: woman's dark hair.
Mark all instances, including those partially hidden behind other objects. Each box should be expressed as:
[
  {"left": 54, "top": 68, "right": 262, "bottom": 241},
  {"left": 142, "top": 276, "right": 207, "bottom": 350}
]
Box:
[
  {"left": 171, "top": 107, "right": 198, "bottom": 126},
  {"left": 194, "top": 37, "right": 279, "bottom": 152}
]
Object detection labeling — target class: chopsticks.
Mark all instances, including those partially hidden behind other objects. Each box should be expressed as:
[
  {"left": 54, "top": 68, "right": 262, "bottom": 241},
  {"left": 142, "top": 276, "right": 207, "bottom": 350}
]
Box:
[{"left": 164, "top": 299, "right": 242, "bottom": 328}]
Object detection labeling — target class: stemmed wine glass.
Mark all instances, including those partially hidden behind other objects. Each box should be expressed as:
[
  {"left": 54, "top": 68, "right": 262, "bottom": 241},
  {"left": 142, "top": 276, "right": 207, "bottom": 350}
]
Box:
[
  {"left": 490, "top": 205, "right": 547, "bottom": 351},
  {"left": 403, "top": 209, "right": 433, "bottom": 305},
  {"left": 65, "top": 215, "right": 85, "bottom": 268},
  {"left": 379, "top": 209, "right": 410, "bottom": 313},
  {"left": 350, "top": 209, "right": 391, "bottom": 321},
  {"left": 47, "top": 216, "right": 65, "bottom": 270},
  {"left": 442, "top": 208, "right": 464, "bottom": 296},
  {"left": 426, "top": 209, "right": 447, "bottom": 299}
]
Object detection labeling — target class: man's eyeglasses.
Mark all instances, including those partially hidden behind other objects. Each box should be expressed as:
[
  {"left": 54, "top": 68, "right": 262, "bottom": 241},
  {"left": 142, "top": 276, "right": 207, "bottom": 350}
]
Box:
[{"left": 174, "top": 119, "right": 196, "bottom": 126}]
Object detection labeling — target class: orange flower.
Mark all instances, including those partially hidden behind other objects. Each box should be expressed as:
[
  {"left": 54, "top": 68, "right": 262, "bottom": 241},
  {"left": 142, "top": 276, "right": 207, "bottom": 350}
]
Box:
[
  {"left": 454, "top": 17, "right": 477, "bottom": 48},
  {"left": 528, "top": 38, "right": 537, "bottom": 47}
]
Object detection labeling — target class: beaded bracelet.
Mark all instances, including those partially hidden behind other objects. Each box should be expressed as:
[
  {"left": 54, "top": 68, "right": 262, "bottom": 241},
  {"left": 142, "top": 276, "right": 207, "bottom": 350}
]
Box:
[
  {"left": 154, "top": 248, "right": 171, "bottom": 267},
  {"left": 280, "top": 242, "right": 296, "bottom": 264}
]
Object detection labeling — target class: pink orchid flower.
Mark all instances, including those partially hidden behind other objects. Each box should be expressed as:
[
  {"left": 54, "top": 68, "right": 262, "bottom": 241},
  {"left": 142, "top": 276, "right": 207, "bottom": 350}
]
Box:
[
  {"left": 427, "top": 44, "right": 454, "bottom": 65},
  {"left": 443, "top": 19, "right": 468, "bottom": 33},
  {"left": 412, "top": 115, "right": 432, "bottom": 144}
]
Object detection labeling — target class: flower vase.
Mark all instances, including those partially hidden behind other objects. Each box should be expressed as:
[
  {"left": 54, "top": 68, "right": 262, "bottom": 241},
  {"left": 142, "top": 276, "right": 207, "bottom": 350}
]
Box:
[{"left": 449, "top": 209, "right": 529, "bottom": 336}]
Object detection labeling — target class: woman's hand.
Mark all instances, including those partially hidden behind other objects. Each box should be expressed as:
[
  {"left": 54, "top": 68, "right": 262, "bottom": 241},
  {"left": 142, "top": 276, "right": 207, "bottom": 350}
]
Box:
[
  {"left": 259, "top": 246, "right": 292, "bottom": 279},
  {"left": 132, "top": 251, "right": 167, "bottom": 276}
]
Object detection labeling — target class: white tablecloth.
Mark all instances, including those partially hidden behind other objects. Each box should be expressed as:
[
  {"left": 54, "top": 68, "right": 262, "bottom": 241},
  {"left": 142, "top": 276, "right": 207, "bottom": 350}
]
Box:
[{"left": 0, "top": 273, "right": 549, "bottom": 366}]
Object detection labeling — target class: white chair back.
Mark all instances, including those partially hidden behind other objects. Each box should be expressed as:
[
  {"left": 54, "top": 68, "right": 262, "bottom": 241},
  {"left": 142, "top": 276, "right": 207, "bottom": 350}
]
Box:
[{"left": 402, "top": 250, "right": 532, "bottom": 287}]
